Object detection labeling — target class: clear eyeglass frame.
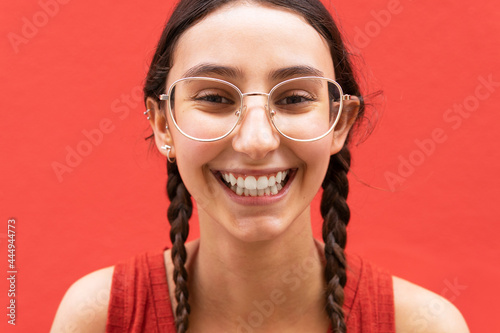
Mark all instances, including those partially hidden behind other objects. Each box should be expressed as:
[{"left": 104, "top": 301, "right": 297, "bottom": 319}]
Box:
[{"left": 159, "top": 76, "right": 352, "bottom": 142}]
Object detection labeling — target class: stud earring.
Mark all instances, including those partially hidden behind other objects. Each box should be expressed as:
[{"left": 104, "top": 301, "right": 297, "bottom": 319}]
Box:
[
  {"left": 144, "top": 109, "right": 151, "bottom": 120},
  {"left": 160, "top": 144, "right": 175, "bottom": 163}
]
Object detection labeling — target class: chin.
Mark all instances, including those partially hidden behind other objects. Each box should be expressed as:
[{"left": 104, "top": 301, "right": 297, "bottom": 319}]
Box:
[{"left": 228, "top": 216, "right": 293, "bottom": 243}]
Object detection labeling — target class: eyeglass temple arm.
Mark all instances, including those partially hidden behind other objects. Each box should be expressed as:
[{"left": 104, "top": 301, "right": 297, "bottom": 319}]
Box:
[{"left": 159, "top": 94, "right": 168, "bottom": 100}]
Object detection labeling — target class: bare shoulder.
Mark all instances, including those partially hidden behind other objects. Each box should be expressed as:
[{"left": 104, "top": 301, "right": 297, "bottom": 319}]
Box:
[
  {"left": 392, "top": 276, "right": 469, "bottom": 333},
  {"left": 50, "top": 266, "right": 115, "bottom": 333}
]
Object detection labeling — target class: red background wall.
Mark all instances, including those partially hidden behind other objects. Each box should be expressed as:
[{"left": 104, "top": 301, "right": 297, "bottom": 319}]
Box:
[{"left": 1, "top": 0, "right": 498, "bottom": 331}]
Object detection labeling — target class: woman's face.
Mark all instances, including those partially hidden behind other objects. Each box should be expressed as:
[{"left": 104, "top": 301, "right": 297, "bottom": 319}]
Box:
[{"left": 157, "top": 2, "right": 352, "bottom": 242}]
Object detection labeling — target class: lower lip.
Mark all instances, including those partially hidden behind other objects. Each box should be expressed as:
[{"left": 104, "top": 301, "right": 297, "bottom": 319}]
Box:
[{"left": 215, "top": 170, "right": 296, "bottom": 206}]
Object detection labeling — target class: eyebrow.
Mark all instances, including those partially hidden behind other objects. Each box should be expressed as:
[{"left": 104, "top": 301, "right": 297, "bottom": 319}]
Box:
[
  {"left": 182, "top": 63, "right": 325, "bottom": 80},
  {"left": 269, "top": 66, "right": 325, "bottom": 81},
  {"left": 182, "top": 63, "right": 243, "bottom": 79}
]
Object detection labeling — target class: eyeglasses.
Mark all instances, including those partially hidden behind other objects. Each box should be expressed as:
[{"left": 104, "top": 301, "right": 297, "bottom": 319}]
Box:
[{"left": 159, "top": 76, "right": 352, "bottom": 142}]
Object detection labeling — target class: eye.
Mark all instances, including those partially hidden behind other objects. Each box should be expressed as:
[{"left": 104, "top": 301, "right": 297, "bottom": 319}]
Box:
[
  {"left": 275, "top": 92, "right": 315, "bottom": 106},
  {"left": 190, "top": 89, "right": 238, "bottom": 114},
  {"left": 195, "top": 92, "right": 235, "bottom": 105}
]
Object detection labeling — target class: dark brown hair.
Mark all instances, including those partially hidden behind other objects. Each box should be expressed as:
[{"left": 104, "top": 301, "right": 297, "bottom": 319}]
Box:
[{"left": 144, "top": 0, "right": 365, "bottom": 332}]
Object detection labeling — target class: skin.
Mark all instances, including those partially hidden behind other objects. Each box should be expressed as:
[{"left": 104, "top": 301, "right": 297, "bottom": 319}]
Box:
[{"left": 50, "top": 2, "right": 469, "bottom": 332}]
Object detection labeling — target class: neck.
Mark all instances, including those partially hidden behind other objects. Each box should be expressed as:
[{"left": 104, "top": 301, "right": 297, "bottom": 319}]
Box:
[{"left": 187, "top": 209, "right": 329, "bottom": 332}]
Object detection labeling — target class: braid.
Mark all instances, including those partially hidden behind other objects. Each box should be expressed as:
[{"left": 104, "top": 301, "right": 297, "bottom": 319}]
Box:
[
  {"left": 321, "top": 145, "right": 351, "bottom": 333},
  {"left": 166, "top": 161, "right": 193, "bottom": 333}
]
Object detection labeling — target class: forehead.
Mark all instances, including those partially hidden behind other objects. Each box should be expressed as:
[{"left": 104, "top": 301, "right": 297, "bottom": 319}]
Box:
[{"left": 169, "top": 2, "right": 334, "bottom": 85}]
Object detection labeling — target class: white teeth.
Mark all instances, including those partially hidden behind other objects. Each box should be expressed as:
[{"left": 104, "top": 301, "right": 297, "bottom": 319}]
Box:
[
  {"left": 237, "top": 177, "right": 245, "bottom": 188},
  {"left": 245, "top": 176, "right": 257, "bottom": 190},
  {"left": 221, "top": 170, "right": 291, "bottom": 197},
  {"left": 257, "top": 176, "right": 268, "bottom": 190},
  {"left": 271, "top": 185, "right": 278, "bottom": 195},
  {"left": 229, "top": 173, "right": 237, "bottom": 186},
  {"left": 236, "top": 186, "right": 244, "bottom": 195},
  {"left": 276, "top": 172, "right": 282, "bottom": 183}
]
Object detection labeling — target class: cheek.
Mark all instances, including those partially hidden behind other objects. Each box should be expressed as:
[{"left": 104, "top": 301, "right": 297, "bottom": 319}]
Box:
[
  {"left": 175, "top": 140, "right": 211, "bottom": 176},
  {"left": 298, "top": 141, "right": 332, "bottom": 172},
  {"left": 174, "top": 139, "right": 221, "bottom": 196},
  {"left": 291, "top": 141, "right": 332, "bottom": 197}
]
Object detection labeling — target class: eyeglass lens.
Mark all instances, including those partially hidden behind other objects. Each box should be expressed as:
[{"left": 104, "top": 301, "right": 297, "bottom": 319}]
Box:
[{"left": 169, "top": 77, "right": 342, "bottom": 141}]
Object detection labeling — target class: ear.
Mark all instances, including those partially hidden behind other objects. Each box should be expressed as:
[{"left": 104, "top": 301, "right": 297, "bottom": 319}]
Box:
[
  {"left": 146, "top": 96, "right": 176, "bottom": 158},
  {"left": 330, "top": 96, "right": 360, "bottom": 155}
]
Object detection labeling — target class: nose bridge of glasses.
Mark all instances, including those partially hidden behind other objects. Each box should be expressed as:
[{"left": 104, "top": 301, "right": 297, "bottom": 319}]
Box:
[
  {"left": 237, "top": 92, "right": 270, "bottom": 116},
  {"left": 242, "top": 92, "right": 270, "bottom": 98},
  {"left": 241, "top": 91, "right": 270, "bottom": 107},
  {"left": 241, "top": 92, "right": 270, "bottom": 103}
]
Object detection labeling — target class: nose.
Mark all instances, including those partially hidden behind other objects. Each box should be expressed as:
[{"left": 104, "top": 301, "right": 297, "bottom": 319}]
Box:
[{"left": 232, "top": 97, "right": 280, "bottom": 160}]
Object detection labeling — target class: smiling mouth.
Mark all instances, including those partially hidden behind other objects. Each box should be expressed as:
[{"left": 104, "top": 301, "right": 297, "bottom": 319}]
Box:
[{"left": 218, "top": 170, "right": 292, "bottom": 197}]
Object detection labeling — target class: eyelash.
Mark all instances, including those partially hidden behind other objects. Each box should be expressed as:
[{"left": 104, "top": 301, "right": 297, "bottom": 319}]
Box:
[
  {"left": 194, "top": 92, "right": 234, "bottom": 104},
  {"left": 275, "top": 92, "right": 315, "bottom": 105}
]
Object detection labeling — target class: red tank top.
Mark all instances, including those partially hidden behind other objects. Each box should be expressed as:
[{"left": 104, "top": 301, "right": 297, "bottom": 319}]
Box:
[{"left": 106, "top": 248, "right": 395, "bottom": 332}]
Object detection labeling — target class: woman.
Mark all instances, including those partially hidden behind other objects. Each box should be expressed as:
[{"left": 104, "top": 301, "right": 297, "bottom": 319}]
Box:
[{"left": 51, "top": 0, "right": 469, "bottom": 332}]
